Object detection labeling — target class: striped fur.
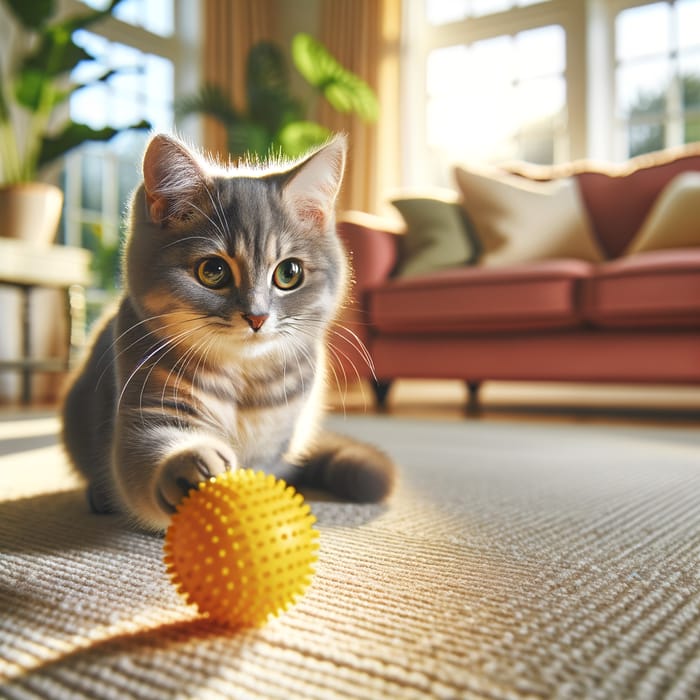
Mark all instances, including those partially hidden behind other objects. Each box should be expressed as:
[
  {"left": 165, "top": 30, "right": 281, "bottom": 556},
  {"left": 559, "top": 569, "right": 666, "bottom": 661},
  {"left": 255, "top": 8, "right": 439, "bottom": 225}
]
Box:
[{"left": 62, "top": 134, "right": 395, "bottom": 533}]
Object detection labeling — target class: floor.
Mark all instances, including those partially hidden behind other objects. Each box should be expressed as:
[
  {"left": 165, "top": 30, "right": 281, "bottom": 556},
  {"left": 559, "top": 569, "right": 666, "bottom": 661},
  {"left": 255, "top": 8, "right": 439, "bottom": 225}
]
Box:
[
  {"left": 3, "top": 402, "right": 700, "bottom": 698},
  {"left": 326, "top": 379, "right": 700, "bottom": 427}
]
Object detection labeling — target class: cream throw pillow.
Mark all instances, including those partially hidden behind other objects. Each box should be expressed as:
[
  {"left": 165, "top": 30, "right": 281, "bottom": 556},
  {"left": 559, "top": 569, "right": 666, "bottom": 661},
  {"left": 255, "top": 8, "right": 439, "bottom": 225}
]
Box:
[
  {"left": 625, "top": 172, "right": 700, "bottom": 255},
  {"left": 454, "top": 165, "right": 604, "bottom": 267}
]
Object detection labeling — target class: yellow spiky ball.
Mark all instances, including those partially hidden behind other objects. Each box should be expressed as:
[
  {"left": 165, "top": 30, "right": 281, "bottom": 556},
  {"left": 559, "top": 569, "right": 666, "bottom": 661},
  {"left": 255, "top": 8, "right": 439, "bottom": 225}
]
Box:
[{"left": 164, "top": 469, "right": 319, "bottom": 627}]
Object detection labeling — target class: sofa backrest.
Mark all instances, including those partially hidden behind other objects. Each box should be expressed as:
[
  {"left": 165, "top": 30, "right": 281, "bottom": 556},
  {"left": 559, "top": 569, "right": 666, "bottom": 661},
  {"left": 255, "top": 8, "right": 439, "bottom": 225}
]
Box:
[
  {"left": 507, "top": 143, "right": 700, "bottom": 258},
  {"left": 575, "top": 149, "right": 700, "bottom": 258}
]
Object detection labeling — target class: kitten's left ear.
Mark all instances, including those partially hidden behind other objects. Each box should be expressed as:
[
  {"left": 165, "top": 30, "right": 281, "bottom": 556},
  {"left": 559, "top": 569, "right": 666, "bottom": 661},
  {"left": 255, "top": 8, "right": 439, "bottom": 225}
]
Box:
[
  {"left": 282, "top": 135, "right": 347, "bottom": 228},
  {"left": 142, "top": 134, "right": 210, "bottom": 227}
]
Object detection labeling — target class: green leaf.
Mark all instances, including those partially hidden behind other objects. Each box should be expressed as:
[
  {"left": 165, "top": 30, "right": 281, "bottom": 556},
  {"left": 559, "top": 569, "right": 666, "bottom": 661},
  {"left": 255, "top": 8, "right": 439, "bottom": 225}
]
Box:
[
  {"left": 37, "top": 118, "right": 150, "bottom": 169},
  {"left": 3, "top": 0, "right": 56, "bottom": 31},
  {"left": 291, "top": 33, "right": 379, "bottom": 122},
  {"left": 20, "top": 30, "right": 94, "bottom": 79},
  {"left": 277, "top": 121, "right": 331, "bottom": 158}
]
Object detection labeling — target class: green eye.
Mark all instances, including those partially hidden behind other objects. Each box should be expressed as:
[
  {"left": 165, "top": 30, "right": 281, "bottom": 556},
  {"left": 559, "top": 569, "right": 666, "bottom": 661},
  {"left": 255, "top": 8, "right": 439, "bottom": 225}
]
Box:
[
  {"left": 196, "top": 257, "right": 231, "bottom": 289},
  {"left": 273, "top": 258, "right": 304, "bottom": 290}
]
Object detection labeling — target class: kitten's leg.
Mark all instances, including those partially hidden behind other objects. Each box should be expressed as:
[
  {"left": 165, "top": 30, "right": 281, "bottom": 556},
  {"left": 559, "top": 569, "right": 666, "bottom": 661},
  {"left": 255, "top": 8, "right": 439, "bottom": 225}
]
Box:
[
  {"left": 112, "top": 418, "right": 238, "bottom": 532},
  {"left": 287, "top": 431, "right": 396, "bottom": 502}
]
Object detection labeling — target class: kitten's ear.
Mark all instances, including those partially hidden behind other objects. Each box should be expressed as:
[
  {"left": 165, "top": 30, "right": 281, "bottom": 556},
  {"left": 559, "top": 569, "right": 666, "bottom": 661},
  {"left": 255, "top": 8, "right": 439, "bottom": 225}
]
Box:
[
  {"left": 142, "top": 134, "right": 210, "bottom": 226},
  {"left": 282, "top": 135, "right": 347, "bottom": 227}
]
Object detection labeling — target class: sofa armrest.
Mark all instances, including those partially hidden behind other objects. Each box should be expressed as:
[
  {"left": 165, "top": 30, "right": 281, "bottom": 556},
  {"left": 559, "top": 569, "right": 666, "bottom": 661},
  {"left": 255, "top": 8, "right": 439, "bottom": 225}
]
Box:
[
  {"left": 337, "top": 211, "right": 401, "bottom": 293},
  {"left": 333, "top": 212, "right": 401, "bottom": 382}
]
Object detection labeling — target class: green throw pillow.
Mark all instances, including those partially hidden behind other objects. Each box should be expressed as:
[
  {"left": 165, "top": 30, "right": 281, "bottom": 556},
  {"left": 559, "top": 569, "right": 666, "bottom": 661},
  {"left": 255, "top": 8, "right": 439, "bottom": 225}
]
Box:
[{"left": 391, "top": 196, "right": 479, "bottom": 278}]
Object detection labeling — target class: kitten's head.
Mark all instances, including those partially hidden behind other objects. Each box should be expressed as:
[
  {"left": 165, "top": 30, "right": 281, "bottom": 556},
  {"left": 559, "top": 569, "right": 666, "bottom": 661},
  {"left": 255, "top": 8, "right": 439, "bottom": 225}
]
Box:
[{"left": 125, "top": 133, "right": 347, "bottom": 362}]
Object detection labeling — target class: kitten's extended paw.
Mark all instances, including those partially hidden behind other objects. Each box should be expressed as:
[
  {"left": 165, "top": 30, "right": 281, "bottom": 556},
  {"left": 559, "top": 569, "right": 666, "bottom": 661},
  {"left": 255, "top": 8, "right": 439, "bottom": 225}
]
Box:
[{"left": 156, "top": 444, "right": 236, "bottom": 514}]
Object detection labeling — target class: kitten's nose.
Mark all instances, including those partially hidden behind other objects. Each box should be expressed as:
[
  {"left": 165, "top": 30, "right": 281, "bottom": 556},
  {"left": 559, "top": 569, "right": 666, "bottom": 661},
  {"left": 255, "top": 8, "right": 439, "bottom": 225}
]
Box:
[{"left": 242, "top": 313, "right": 269, "bottom": 332}]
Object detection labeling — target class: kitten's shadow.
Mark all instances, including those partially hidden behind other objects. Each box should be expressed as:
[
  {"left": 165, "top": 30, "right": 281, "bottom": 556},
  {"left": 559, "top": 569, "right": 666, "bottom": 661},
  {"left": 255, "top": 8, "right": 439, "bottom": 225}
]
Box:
[
  {"left": 0, "top": 488, "right": 389, "bottom": 557},
  {"left": 0, "top": 489, "right": 134, "bottom": 555}
]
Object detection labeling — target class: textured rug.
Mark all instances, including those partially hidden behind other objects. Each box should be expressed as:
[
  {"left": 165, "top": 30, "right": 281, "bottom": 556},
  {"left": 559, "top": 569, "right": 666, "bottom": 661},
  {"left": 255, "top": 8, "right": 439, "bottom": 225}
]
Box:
[{"left": 1, "top": 412, "right": 700, "bottom": 699}]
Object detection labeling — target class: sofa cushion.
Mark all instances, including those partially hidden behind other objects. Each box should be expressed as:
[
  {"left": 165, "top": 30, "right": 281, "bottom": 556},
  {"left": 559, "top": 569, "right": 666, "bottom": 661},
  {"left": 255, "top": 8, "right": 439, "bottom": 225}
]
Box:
[
  {"left": 581, "top": 248, "right": 700, "bottom": 328},
  {"left": 391, "top": 193, "right": 479, "bottom": 278},
  {"left": 625, "top": 172, "right": 700, "bottom": 255},
  {"left": 369, "top": 259, "right": 593, "bottom": 334},
  {"left": 453, "top": 165, "right": 604, "bottom": 267}
]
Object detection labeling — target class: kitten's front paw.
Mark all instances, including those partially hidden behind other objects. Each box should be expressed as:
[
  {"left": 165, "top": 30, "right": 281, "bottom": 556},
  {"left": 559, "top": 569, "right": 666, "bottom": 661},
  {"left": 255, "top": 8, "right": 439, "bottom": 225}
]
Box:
[{"left": 156, "top": 444, "right": 236, "bottom": 514}]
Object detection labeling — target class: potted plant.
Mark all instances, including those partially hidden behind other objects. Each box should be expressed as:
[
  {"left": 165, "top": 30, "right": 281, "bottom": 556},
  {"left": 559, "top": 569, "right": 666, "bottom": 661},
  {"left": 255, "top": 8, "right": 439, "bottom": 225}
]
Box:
[
  {"left": 176, "top": 33, "right": 379, "bottom": 160},
  {"left": 0, "top": 0, "right": 149, "bottom": 245}
]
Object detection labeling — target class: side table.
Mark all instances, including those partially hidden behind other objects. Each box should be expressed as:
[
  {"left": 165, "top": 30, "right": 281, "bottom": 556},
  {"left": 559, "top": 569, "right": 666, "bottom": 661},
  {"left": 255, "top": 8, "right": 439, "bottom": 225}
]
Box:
[{"left": 0, "top": 238, "right": 92, "bottom": 404}]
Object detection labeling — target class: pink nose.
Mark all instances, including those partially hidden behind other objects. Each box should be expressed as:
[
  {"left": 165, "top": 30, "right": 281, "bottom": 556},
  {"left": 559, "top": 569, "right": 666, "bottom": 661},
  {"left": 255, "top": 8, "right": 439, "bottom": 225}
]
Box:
[{"left": 242, "top": 313, "right": 269, "bottom": 332}]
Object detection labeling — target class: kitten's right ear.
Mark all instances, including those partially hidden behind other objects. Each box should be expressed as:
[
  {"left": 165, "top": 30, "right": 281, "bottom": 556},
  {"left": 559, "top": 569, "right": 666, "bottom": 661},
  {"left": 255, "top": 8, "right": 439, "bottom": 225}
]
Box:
[{"left": 142, "top": 134, "right": 209, "bottom": 226}]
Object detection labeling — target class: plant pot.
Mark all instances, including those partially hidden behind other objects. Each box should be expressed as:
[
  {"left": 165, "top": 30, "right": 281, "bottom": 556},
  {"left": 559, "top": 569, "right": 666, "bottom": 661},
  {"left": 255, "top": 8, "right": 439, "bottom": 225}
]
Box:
[{"left": 0, "top": 182, "right": 63, "bottom": 246}]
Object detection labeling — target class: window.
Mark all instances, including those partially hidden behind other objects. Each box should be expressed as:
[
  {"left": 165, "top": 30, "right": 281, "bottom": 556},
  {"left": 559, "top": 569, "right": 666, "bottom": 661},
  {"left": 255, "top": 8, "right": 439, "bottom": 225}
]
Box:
[
  {"left": 403, "top": 0, "right": 700, "bottom": 187},
  {"left": 60, "top": 0, "right": 199, "bottom": 302},
  {"left": 426, "top": 25, "right": 566, "bottom": 171},
  {"left": 403, "top": 0, "right": 585, "bottom": 187}
]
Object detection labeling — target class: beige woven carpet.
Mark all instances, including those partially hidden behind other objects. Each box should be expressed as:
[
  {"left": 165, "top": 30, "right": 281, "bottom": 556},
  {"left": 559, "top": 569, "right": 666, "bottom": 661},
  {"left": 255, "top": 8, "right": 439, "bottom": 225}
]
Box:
[{"left": 1, "top": 413, "right": 700, "bottom": 699}]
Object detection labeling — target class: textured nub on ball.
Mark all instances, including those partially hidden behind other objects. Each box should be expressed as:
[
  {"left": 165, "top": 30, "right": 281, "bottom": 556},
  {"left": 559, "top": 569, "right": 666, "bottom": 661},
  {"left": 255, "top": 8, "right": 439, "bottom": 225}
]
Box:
[{"left": 164, "top": 469, "right": 319, "bottom": 627}]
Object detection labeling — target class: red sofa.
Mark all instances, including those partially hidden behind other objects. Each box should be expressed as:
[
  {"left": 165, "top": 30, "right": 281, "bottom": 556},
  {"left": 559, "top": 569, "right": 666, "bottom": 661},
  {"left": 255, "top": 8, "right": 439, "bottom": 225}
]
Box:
[{"left": 333, "top": 145, "right": 700, "bottom": 408}]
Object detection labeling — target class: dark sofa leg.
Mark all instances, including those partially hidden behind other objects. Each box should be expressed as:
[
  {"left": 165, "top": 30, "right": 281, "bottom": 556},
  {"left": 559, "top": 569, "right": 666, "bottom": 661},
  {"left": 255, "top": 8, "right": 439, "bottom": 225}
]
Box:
[
  {"left": 372, "top": 380, "right": 392, "bottom": 410},
  {"left": 466, "top": 381, "right": 481, "bottom": 415}
]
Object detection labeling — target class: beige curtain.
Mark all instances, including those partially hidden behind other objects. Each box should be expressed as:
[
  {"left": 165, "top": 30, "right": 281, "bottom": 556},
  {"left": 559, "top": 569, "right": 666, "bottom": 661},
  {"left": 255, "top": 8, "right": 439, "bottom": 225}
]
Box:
[
  {"left": 319, "top": 0, "right": 402, "bottom": 215},
  {"left": 202, "top": 0, "right": 277, "bottom": 159}
]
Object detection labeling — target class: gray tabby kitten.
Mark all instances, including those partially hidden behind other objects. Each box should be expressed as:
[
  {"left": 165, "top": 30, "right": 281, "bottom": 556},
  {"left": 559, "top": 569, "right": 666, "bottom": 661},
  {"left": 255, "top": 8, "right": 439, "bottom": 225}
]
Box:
[{"left": 62, "top": 133, "right": 395, "bottom": 533}]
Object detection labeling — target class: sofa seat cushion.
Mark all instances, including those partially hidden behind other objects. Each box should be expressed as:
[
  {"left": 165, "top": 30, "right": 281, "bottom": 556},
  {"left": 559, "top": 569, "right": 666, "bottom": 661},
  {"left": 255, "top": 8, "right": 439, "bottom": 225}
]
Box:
[
  {"left": 369, "top": 259, "right": 593, "bottom": 334},
  {"left": 581, "top": 249, "right": 700, "bottom": 328}
]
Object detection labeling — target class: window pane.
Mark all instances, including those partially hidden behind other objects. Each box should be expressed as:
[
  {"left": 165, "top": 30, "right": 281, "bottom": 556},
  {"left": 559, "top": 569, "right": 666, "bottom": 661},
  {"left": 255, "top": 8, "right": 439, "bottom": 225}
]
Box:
[
  {"left": 680, "top": 54, "right": 700, "bottom": 109},
  {"left": 520, "top": 130, "right": 555, "bottom": 164},
  {"left": 426, "top": 0, "right": 470, "bottom": 25},
  {"left": 628, "top": 122, "right": 665, "bottom": 157},
  {"left": 617, "top": 58, "right": 670, "bottom": 116},
  {"left": 517, "top": 76, "right": 566, "bottom": 125},
  {"left": 81, "top": 0, "right": 173, "bottom": 37},
  {"left": 616, "top": 3, "right": 670, "bottom": 61},
  {"left": 516, "top": 25, "right": 565, "bottom": 79},
  {"left": 678, "top": 0, "right": 700, "bottom": 51},
  {"left": 427, "top": 46, "right": 468, "bottom": 96},
  {"left": 471, "top": 36, "right": 515, "bottom": 88},
  {"left": 81, "top": 154, "right": 103, "bottom": 211},
  {"left": 686, "top": 117, "right": 700, "bottom": 142}
]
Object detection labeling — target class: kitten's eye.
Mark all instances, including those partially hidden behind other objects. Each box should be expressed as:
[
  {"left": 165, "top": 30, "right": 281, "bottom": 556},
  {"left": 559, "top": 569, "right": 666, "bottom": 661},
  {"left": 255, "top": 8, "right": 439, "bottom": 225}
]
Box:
[
  {"left": 196, "top": 257, "right": 232, "bottom": 289},
  {"left": 273, "top": 258, "right": 304, "bottom": 290}
]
